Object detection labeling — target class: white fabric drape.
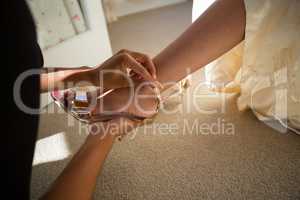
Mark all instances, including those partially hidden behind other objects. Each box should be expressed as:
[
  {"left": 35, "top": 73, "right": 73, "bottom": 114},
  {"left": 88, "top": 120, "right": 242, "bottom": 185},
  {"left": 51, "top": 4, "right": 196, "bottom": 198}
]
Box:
[{"left": 193, "top": 0, "right": 300, "bottom": 133}]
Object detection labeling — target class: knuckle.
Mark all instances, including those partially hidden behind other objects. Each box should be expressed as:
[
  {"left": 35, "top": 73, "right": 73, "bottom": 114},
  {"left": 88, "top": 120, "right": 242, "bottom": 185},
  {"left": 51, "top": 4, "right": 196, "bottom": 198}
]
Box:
[
  {"left": 119, "top": 52, "right": 129, "bottom": 61},
  {"left": 144, "top": 54, "right": 151, "bottom": 60},
  {"left": 119, "top": 49, "right": 129, "bottom": 54}
]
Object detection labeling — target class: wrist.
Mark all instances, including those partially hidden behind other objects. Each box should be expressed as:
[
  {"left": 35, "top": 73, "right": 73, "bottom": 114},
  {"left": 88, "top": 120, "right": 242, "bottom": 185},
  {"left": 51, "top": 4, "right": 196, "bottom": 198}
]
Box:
[
  {"left": 63, "top": 69, "right": 95, "bottom": 88},
  {"left": 84, "top": 118, "right": 135, "bottom": 146},
  {"left": 41, "top": 70, "right": 80, "bottom": 92},
  {"left": 84, "top": 130, "right": 117, "bottom": 150}
]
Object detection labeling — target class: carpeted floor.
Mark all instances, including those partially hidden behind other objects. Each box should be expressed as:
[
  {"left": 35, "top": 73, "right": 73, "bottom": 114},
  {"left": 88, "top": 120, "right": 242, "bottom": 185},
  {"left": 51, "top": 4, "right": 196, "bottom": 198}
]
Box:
[
  {"left": 32, "top": 86, "right": 300, "bottom": 199},
  {"left": 107, "top": 0, "right": 193, "bottom": 56},
  {"left": 31, "top": 2, "right": 300, "bottom": 199}
]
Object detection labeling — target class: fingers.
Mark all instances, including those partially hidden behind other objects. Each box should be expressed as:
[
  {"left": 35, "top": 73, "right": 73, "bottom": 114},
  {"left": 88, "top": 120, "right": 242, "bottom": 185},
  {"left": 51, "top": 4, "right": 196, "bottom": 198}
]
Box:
[
  {"left": 118, "top": 49, "right": 157, "bottom": 79},
  {"left": 119, "top": 53, "right": 162, "bottom": 89},
  {"left": 78, "top": 66, "right": 92, "bottom": 70},
  {"left": 122, "top": 53, "right": 154, "bottom": 81}
]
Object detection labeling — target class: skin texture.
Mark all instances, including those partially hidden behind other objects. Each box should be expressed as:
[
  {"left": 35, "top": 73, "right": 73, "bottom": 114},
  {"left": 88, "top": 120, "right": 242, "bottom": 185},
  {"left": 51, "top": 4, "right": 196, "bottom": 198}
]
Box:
[
  {"left": 91, "top": 82, "right": 158, "bottom": 119},
  {"left": 61, "top": 82, "right": 159, "bottom": 122},
  {"left": 154, "top": 0, "right": 246, "bottom": 85},
  {"left": 40, "top": 50, "right": 158, "bottom": 93},
  {"left": 42, "top": 0, "right": 246, "bottom": 199},
  {"left": 42, "top": 118, "right": 138, "bottom": 200}
]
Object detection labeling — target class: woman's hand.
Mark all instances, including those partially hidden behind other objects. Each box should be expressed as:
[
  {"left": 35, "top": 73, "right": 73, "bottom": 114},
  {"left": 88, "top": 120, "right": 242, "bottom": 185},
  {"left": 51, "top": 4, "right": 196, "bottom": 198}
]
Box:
[
  {"left": 40, "top": 50, "right": 161, "bottom": 92},
  {"left": 89, "top": 82, "right": 159, "bottom": 121},
  {"left": 70, "top": 49, "right": 160, "bottom": 90}
]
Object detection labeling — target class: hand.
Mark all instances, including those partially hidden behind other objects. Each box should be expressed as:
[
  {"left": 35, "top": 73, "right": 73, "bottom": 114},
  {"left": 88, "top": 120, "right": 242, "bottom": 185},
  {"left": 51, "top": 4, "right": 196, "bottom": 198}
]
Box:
[
  {"left": 60, "top": 80, "right": 159, "bottom": 123},
  {"left": 70, "top": 49, "right": 160, "bottom": 90},
  {"left": 89, "top": 82, "right": 159, "bottom": 121}
]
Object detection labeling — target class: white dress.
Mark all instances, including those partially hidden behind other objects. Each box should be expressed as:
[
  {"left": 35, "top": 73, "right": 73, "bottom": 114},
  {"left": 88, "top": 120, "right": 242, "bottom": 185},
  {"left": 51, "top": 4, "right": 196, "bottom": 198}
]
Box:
[{"left": 193, "top": 0, "right": 300, "bottom": 133}]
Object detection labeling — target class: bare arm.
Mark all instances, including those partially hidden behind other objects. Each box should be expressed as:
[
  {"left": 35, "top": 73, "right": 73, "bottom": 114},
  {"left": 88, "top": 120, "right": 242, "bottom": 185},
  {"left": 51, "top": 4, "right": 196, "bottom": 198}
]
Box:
[
  {"left": 40, "top": 67, "right": 90, "bottom": 93},
  {"left": 42, "top": 134, "right": 114, "bottom": 200},
  {"left": 39, "top": 1, "right": 245, "bottom": 198},
  {"left": 153, "top": 0, "right": 246, "bottom": 85},
  {"left": 40, "top": 50, "right": 159, "bottom": 93},
  {"left": 42, "top": 118, "right": 136, "bottom": 200}
]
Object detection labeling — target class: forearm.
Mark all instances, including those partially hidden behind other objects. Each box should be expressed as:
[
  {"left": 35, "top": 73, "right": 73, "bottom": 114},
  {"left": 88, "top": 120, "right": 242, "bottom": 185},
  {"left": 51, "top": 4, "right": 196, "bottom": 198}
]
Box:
[
  {"left": 41, "top": 118, "right": 137, "bottom": 200},
  {"left": 40, "top": 67, "right": 90, "bottom": 93},
  {"left": 153, "top": 0, "right": 246, "bottom": 85},
  {"left": 42, "top": 132, "right": 116, "bottom": 200}
]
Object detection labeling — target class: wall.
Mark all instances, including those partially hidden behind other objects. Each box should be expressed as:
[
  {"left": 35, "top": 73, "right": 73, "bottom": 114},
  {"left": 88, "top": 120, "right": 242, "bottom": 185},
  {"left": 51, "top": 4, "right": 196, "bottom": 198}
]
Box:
[
  {"left": 40, "top": 0, "right": 112, "bottom": 107},
  {"left": 42, "top": 0, "right": 112, "bottom": 67}
]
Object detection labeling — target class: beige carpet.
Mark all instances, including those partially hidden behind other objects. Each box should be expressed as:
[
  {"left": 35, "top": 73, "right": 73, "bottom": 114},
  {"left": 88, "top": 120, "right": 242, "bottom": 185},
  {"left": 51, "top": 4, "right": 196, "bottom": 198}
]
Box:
[
  {"left": 31, "top": 2, "right": 300, "bottom": 199},
  {"left": 108, "top": 1, "right": 193, "bottom": 56},
  {"left": 32, "top": 86, "right": 300, "bottom": 199}
]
